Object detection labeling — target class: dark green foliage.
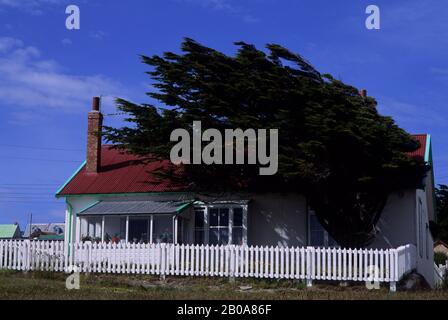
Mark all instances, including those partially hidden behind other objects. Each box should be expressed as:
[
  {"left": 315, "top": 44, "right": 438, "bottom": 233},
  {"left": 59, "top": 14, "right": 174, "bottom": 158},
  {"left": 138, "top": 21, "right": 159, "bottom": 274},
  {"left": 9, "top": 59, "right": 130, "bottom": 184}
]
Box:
[
  {"left": 104, "top": 38, "right": 428, "bottom": 248},
  {"left": 431, "top": 185, "right": 448, "bottom": 243},
  {"left": 435, "top": 252, "right": 448, "bottom": 266}
]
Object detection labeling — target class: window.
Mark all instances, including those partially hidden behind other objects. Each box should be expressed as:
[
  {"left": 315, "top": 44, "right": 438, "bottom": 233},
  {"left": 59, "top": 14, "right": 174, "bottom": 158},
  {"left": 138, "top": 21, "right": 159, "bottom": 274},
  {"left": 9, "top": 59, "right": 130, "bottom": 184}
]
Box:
[
  {"left": 152, "top": 215, "right": 173, "bottom": 244},
  {"left": 194, "top": 208, "right": 205, "bottom": 245},
  {"left": 309, "top": 213, "right": 338, "bottom": 247},
  {"left": 209, "top": 208, "right": 230, "bottom": 245},
  {"left": 426, "top": 223, "right": 429, "bottom": 260},
  {"left": 83, "top": 217, "right": 102, "bottom": 240},
  {"left": 194, "top": 205, "right": 247, "bottom": 245},
  {"left": 128, "top": 218, "right": 150, "bottom": 243},
  {"left": 232, "top": 208, "right": 244, "bottom": 245},
  {"left": 310, "top": 214, "right": 324, "bottom": 246}
]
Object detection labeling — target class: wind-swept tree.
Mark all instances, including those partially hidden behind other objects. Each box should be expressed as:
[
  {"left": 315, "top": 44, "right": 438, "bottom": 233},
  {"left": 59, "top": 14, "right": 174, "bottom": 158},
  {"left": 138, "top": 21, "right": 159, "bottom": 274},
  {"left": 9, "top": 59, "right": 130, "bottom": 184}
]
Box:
[{"left": 104, "top": 38, "right": 428, "bottom": 248}]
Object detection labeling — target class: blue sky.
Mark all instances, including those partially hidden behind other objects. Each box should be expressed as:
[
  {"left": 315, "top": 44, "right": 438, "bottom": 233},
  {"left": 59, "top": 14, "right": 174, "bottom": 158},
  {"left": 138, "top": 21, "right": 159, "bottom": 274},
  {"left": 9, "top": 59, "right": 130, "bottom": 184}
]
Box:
[{"left": 0, "top": 0, "right": 447, "bottom": 228}]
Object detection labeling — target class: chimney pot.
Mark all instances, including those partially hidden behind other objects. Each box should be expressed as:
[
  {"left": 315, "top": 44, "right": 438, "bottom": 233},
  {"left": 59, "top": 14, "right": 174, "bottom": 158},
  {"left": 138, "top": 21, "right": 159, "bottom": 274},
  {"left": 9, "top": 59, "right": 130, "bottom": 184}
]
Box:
[{"left": 92, "top": 96, "right": 101, "bottom": 111}]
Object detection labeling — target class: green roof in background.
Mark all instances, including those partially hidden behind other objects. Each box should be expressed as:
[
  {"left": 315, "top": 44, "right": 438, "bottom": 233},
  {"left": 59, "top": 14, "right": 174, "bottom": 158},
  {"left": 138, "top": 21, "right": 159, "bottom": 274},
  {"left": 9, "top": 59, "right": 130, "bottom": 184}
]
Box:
[
  {"left": 38, "top": 235, "right": 64, "bottom": 241},
  {"left": 0, "top": 224, "right": 18, "bottom": 239}
]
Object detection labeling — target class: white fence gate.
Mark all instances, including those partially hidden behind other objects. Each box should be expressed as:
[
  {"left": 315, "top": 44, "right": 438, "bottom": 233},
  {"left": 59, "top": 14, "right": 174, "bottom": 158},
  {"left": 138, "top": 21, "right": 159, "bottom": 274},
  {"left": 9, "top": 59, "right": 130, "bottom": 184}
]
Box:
[{"left": 0, "top": 240, "right": 417, "bottom": 291}]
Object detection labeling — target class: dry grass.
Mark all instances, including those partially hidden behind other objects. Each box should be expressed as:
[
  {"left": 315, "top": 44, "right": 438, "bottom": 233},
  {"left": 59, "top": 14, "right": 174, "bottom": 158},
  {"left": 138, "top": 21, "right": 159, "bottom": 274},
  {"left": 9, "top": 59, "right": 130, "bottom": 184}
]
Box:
[{"left": 0, "top": 270, "right": 447, "bottom": 300}]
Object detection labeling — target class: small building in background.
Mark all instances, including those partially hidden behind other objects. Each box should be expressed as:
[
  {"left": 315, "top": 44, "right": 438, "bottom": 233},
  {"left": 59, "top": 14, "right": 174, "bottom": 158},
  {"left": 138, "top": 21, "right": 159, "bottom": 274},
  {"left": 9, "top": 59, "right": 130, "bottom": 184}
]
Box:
[
  {"left": 434, "top": 240, "right": 448, "bottom": 257},
  {"left": 23, "top": 223, "right": 65, "bottom": 241},
  {"left": 0, "top": 224, "right": 21, "bottom": 240}
]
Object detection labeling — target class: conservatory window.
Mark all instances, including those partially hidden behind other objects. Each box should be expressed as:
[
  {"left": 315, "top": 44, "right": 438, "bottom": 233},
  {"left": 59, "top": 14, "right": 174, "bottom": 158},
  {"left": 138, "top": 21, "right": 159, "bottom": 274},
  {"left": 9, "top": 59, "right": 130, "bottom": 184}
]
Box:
[
  {"left": 194, "top": 205, "right": 247, "bottom": 245},
  {"left": 152, "top": 215, "right": 173, "bottom": 244},
  {"left": 194, "top": 208, "right": 205, "bottom": 244},
  {"left": 209, "top": 208, "right": 230, "bottom": 245}
]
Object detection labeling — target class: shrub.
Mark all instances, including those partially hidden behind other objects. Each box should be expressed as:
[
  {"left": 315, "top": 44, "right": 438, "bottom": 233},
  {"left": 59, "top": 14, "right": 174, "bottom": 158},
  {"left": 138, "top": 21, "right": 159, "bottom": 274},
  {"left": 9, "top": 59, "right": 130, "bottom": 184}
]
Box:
[
  {"left": 434, "top": 252, "right": 447, "bottom": 266},
  {"left": 442, "top": 271, "right": 448, "bottom": 290}
]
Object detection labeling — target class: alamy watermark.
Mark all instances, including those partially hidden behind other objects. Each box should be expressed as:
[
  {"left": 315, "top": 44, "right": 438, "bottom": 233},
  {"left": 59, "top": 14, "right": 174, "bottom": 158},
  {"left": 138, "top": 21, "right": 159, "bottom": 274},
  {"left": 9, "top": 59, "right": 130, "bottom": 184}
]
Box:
[
  {"left": 66, "top": 5, "right": 80, "bottom": 30},
  {"left": 170, "top": 121, "right": 278, "bottom": 176},
  {"left": 365, "top": 265, "right": 380, "bottom": 290},
  {"left": 63, "top": 5, "right": 378, "bottom": 32},
  {"left": 365, "top": 5, "right": 380, "bottom": 30},
  {"left": 65, "top": 265, "right": 80, "bottom": 290}
]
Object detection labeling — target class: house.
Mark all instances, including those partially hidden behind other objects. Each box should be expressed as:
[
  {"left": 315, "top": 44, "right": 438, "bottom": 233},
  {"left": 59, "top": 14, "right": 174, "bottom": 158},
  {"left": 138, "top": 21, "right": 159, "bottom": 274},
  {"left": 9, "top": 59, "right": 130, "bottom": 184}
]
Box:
[
  {"left": 56, "top": 97, "right": 436, "bottom": 286},
  {"left": 0, "top": 224, "right": 21, "bottom": 240},
  {"left": 23, "top": 223, "right": 65, "bottom": 241}
]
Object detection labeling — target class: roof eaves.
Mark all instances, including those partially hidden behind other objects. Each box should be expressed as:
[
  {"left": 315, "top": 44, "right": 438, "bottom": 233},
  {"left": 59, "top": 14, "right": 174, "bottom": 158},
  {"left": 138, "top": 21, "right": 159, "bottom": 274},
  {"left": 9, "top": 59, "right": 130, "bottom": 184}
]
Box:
[
  {"left": 78, "top": 201, "right": 102, "bottom": 214},
  {"left": 62, "top": 191, "right": 192, "bottom": 198},
  {"left": 175, "top": 201, "right": 194, "bottom": 214}
]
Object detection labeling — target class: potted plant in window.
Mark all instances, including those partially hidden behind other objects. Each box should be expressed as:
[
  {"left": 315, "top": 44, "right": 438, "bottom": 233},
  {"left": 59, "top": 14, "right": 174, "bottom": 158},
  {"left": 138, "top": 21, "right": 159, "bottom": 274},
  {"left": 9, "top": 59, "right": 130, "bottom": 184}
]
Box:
[
  {"left": 82, "top": 235, "right": 92, "bottom": 243},
  {"left": 111, "top": 234, "right": 120, "bottom": 244}
]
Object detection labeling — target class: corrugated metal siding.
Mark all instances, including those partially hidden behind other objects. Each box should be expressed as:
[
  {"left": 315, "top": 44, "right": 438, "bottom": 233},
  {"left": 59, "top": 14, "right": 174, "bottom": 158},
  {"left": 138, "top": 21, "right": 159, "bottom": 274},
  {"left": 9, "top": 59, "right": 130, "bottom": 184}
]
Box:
[
  {"left": 408, "top": 134, "right": 428, "bottom": 163},
  {"left": 57, "top": 146, "right": 187, "bottom": 195},
  {"left": 58, "top": 135, "right": 429, "bottom": 196},
  {"left": 79, "top": 200, "right": 192, "bottom": 215},
  {"left": 0, "top": 224, "right": 19, "bottom": 239}
]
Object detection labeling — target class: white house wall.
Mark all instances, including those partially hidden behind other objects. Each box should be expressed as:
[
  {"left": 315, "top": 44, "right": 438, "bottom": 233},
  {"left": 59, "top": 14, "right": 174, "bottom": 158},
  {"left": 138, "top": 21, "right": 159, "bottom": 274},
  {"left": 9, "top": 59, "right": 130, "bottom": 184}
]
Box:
[
  {"left": 247, "top": 193, "right": 308, "bottom": 247},
  {"left": 370, "top": 188, "right": 434, "bottom": 287},
  {"left": 371, "top": 189, "right": 417, "bottom": 249},
  {"left": 415, "top": 189, "right": 435, "bottom": 287},
  {"left": 424, "top": 171, "right": 436, "bottom": 221}
]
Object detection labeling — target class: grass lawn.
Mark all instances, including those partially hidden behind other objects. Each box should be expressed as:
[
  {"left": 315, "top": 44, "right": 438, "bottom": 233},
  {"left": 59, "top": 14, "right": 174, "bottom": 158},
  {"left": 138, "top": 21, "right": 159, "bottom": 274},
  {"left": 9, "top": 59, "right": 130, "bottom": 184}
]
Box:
[{"left": 0, "top": 270, "right": 447, "bottom": 300}]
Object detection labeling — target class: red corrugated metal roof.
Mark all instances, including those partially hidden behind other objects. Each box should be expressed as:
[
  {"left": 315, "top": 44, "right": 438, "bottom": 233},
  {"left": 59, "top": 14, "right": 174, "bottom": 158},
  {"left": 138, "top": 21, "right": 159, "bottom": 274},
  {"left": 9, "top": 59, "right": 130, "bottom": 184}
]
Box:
[
  {"left": 57, "top": 146, "right": 188, "bottom": 196},
  {"left": 57, "top": 135, "right": 429, "bottom": 196}
]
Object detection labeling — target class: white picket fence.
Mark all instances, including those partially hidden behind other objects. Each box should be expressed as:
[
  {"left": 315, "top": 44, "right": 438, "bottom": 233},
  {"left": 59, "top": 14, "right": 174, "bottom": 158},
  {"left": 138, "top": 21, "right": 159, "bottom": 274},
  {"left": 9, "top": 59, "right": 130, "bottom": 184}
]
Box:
[
  {"left": 0, "top": 240, "right": 416, "bottom": 290},
  {"left": 0, "top": 240, "right": 66, "bottom": 272},
  {"left": 435, "top": 261, "right": 447, "bottom": 287}
]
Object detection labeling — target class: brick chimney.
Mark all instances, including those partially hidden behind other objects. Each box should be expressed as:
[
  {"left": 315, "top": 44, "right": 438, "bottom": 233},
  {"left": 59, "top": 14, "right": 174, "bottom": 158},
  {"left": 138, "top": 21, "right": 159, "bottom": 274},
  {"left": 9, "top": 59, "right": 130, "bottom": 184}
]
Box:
[
  {"left": 360, "top": 89, "right": 367, "bottom": 98},
  {"left": 86, "top": 97, "right": 103, "bottom": 173}
]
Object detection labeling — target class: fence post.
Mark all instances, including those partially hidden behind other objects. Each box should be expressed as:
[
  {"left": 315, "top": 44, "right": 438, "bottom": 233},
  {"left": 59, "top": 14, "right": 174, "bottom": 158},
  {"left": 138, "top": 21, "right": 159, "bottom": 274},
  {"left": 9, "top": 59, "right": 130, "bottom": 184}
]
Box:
[
  {"left": 390, "top": 281, "right": 397, "bottom": 292},
  {"left": 160, "top": 243, "right": 166, "bottom": 280},
  {"left": 26, "top": 240, "right": 31, "bottom": 272},
  {"left": 389, "top": 248, "right": 398, "bottom": 292},
  {"left": 229, "top": 245, "right": 235, "bottom": 282},
  {"left": 0, "top": 240, "right": 3, "bottom": 270},
  {"left": 306, "top": 247, "right": 313, "bottom": 287}
]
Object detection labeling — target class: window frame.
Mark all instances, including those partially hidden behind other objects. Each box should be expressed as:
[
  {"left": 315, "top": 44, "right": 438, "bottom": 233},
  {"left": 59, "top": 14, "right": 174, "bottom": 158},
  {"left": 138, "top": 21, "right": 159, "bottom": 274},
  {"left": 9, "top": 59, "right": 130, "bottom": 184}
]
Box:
[
  {"left": 193, "top": 204, "right": 248, "bottom": 245},
  {"left": 418, "top": 198, "right": 424, "bottom": 258},
  {"left": 308, "top": 211, "right": 338, "bottom": 248}
]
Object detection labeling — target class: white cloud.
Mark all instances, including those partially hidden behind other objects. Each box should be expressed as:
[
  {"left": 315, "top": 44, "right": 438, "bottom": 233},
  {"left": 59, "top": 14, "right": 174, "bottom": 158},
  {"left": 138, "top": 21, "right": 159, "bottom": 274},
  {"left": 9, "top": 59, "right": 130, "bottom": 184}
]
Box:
[
  {"left": 61, "top": 38, "right": 72, "bottom": 46},
  {"left": 0, "top": 37, "right": 23, "bottom": 52},
  {"left": 380, "top": 0, "right": 448, "bottom": 49},
  {"left": 377, "top": 98, "right": 446, "bottom": 128},
  {"left": 179, "top": 0, "right": 235, "bottom": 11},
  {"left": 89, "top": 31, "right": 107, "bottom": 40},
  {"left": 0, "top": 37, "right": 127, "bottom": 123},
  {"left": 0, "top": 0, "right": 63, "bottom": 14},
  {"left": 176, "top": 0, "right": 259, "bottom": 23}
]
